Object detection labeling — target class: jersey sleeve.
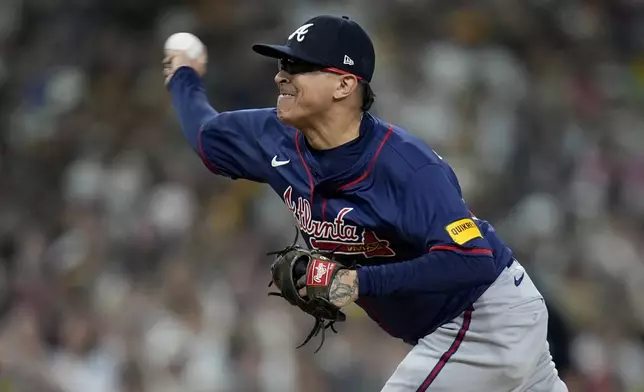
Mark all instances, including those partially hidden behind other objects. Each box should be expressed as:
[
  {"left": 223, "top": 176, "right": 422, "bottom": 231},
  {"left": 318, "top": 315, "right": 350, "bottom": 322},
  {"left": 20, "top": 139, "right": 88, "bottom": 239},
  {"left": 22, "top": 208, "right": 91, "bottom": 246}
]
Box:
[
  {"left": 197, "top": 109, "right": 276, "bottom": 182},
  {"left": 356, "top": 163, "right": 497, "bottom": 297},
  {"left": 168, "top": 66, "right": 277, "bottom": 183},
  {"left": 397, "top": 163, "right": 492, "bottom": 256}
]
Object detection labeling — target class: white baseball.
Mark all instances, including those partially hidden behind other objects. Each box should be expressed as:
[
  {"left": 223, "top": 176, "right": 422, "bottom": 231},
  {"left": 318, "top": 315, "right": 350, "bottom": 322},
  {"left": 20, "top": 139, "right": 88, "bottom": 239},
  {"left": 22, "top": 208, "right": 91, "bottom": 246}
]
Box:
[{"left": 164, "top": 32, "right": 205, "bottom": 60}]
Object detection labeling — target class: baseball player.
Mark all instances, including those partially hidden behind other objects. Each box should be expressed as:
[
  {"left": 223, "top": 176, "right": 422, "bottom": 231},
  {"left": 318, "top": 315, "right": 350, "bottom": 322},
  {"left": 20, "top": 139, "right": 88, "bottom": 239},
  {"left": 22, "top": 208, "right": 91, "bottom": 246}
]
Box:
[{"left": 164, "top": 15, "right": 569, "bottom": 392}]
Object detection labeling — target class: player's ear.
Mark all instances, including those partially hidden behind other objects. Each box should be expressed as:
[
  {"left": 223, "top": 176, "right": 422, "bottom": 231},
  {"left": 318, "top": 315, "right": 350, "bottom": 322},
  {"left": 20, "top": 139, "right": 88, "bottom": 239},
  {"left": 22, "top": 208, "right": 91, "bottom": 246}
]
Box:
[{"left": 333, "top": 75, "right": 359, "bottom": 100}]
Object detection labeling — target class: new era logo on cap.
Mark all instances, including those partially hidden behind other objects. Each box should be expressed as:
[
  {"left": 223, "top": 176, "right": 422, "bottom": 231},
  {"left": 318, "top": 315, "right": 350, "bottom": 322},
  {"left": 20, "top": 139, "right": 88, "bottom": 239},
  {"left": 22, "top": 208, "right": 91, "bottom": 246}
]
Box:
[{"left": 343, "top": 55, "right": 354, "bottom": 66}]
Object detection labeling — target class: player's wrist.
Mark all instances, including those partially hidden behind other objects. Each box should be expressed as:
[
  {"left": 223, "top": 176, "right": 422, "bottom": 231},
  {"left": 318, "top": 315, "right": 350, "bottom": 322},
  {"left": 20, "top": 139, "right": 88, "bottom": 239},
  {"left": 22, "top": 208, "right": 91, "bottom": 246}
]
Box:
[
  {"left": 328, "top": 269, "right": 359, "bottom": 307},
  {"left": 166, "top": 66, "right": 201, "bottom": 90},
  {"left": 356, "top": 266, "right": 374, "bottom": 297}
]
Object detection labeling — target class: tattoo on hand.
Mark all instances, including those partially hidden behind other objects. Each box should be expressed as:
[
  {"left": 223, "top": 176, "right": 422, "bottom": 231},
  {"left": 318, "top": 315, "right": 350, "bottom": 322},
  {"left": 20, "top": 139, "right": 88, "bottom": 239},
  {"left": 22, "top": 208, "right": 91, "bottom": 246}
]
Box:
[{"left": 329, "top": 270, "right": 358, "bottom": 306}]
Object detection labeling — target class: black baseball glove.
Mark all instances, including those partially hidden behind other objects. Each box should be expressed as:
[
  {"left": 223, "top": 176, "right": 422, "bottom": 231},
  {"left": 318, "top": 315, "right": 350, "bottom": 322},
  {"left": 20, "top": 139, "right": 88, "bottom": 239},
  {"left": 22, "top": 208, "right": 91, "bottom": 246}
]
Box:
[{"left": 267, "top": 230, "right": 356, "bottom": 353}]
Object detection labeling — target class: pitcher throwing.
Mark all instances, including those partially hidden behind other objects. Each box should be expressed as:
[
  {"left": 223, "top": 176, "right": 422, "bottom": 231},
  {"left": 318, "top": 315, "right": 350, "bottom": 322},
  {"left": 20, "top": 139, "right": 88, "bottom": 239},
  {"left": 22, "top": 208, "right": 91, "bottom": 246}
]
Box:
[{"left": 164, "top": 14, "right": 569, "bottom": 392}]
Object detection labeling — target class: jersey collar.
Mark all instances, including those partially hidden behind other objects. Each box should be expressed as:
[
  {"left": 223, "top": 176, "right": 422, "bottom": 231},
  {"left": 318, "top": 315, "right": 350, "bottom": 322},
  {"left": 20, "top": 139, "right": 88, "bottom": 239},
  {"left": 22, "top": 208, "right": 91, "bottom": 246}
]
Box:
[{"left": 295, "top": 114, "right": 393, "bottom": 198}]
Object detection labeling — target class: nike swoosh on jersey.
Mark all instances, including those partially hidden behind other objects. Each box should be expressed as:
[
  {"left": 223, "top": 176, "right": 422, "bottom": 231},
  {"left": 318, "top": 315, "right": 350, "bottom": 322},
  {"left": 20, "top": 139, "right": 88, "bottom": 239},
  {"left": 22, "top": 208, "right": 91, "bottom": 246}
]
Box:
[{"left": 271, "top": 156, "right": 290, "bottom": 167}]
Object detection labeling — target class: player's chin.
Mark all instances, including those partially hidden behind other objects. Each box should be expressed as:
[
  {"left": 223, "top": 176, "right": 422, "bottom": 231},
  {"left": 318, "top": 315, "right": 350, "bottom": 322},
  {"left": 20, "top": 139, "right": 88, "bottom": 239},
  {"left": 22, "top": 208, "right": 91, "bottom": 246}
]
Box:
[{"left": 276, "top": 101, "right": 300, "bottom": 124}]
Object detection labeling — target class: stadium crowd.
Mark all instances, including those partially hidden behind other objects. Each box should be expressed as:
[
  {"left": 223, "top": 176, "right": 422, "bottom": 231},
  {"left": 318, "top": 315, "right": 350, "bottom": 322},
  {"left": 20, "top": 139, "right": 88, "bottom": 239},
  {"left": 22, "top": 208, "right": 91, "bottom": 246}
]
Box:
[{"left": 0, "top": 0, "right": 643, "bottom": 391}]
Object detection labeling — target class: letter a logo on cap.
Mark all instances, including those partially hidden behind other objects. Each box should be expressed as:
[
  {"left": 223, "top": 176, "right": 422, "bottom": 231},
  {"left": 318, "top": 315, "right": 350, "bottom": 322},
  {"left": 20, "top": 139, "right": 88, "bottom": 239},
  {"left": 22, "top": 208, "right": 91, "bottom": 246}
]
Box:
[{"left": 288, "top": 23, "right": 314, "bottom": 42}]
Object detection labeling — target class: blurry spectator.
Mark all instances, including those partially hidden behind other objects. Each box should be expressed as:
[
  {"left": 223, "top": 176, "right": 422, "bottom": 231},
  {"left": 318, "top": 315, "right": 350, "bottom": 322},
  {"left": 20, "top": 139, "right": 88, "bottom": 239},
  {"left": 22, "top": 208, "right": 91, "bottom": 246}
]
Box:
[
  {"left": 48, "top": 307, "right": 120, "bottom": 392},
  {"left": 143, "top": 260, "right": 234, "bottom": 392}
]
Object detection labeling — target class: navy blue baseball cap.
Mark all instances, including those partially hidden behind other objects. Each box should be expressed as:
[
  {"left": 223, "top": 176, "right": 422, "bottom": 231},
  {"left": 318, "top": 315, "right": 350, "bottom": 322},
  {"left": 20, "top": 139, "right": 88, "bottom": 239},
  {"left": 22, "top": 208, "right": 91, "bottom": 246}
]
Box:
[{"left": 252, "top": 15, "right": 376, "bottom": 82}]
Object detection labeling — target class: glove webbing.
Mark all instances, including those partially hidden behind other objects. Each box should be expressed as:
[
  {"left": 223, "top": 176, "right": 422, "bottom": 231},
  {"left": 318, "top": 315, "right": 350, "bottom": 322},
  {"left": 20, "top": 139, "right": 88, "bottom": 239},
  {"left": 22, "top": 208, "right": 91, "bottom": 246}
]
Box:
[{"left": 267, "top": 280, "right": 339, "bottom": 353}]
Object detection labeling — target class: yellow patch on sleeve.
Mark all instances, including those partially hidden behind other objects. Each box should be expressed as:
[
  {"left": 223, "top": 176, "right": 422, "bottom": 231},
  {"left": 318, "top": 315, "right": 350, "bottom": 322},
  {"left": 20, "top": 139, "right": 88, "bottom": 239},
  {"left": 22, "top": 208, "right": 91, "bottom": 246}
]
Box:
[{"left": 445, "top": 218, "right": 483, "bottom": 245}]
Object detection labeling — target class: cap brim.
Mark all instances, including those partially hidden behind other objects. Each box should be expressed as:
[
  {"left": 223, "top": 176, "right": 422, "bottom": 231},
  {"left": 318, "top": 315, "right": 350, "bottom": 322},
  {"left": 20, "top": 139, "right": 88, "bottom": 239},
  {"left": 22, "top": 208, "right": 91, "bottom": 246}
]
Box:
[
  {"left": 252, "top": 44, "right": 322, "bottom": 65},
  {"left": 252, "top": 44, "right": 294, "bottom": 59}
]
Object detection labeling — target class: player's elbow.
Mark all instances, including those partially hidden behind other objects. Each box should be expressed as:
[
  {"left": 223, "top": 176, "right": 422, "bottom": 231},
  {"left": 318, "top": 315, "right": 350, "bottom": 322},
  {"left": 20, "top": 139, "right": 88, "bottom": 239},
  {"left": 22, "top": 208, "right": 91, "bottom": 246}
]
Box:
[
  {"left": 443, "top": 251, "right": 498, "bottom": 289},
  {"left": 480, "top": 256, "right": 499, "bottom": 286},
  {"left": 467, "top": 253, "right": 498, "bottom": 286}
]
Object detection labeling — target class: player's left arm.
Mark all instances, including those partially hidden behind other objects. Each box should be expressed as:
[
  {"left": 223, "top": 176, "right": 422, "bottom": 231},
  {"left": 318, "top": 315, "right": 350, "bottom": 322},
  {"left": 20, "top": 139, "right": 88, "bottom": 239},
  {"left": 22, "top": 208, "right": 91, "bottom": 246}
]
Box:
[{"left": 355, "top": 163, "right": 498, "bottom": 298}]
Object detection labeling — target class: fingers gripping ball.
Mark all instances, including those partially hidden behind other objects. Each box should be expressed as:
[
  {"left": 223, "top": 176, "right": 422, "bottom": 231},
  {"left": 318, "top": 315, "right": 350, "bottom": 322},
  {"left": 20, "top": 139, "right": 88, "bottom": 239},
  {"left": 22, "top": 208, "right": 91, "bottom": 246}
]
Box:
[
  {"left": 164, "top": 32, "right": 205, "bottom": 60},
  {"left": 162, "top": 32, "right": 207, "bottom": 84}
]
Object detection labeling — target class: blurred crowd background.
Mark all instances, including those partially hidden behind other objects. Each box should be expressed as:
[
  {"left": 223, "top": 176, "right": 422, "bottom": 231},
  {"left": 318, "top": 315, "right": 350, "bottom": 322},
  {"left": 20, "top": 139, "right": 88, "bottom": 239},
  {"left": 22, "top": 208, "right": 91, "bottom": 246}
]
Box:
[{"left": 0, "top": 0, "right": 643, "bottom": 391}]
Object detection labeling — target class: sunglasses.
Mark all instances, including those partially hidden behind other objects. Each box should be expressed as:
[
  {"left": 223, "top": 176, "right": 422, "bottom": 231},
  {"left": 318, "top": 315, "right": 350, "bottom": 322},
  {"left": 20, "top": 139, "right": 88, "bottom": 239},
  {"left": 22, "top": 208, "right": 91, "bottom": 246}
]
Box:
[{"left": 278, "top": 57, "right": 362, "bottom": 80}]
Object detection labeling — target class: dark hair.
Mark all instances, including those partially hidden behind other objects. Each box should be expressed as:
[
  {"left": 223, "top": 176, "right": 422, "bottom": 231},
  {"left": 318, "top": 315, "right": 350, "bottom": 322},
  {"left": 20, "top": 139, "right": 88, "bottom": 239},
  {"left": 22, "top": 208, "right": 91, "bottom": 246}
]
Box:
[{"left": 360, "top": 80, "right": 375, "bottom": 112}]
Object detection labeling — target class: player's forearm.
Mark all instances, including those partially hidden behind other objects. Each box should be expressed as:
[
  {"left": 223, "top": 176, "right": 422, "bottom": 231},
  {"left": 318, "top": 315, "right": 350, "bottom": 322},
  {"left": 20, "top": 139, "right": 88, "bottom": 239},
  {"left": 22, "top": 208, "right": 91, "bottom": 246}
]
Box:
[
  {"left": 357, "top": 251, "right": 497, "bottom": 296},
  {"left": 167, "top": 66, "right": 218, "bottom": 150}
]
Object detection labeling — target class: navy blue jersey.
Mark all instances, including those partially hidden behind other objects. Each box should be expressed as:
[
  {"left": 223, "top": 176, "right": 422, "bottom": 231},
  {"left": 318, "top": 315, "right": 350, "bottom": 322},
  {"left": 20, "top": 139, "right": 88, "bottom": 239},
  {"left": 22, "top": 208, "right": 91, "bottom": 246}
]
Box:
[{"left": 169, "top": 67, "right": 515, "bottom": 344}]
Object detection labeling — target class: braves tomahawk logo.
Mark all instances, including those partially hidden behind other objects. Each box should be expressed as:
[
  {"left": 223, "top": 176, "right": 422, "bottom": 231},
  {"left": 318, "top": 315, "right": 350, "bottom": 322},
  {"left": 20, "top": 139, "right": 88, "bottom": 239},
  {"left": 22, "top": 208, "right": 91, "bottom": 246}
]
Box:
[{"left": 283, "top": 186, "right": 395, "bottom": 258}]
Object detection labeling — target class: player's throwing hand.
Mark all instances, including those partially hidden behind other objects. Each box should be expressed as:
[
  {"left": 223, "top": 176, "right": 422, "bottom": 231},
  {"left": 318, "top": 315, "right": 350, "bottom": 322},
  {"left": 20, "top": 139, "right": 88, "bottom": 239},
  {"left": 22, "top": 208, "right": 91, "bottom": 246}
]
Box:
[{"left": 162, "top": 33, "right": 207, "bottom": 85}]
